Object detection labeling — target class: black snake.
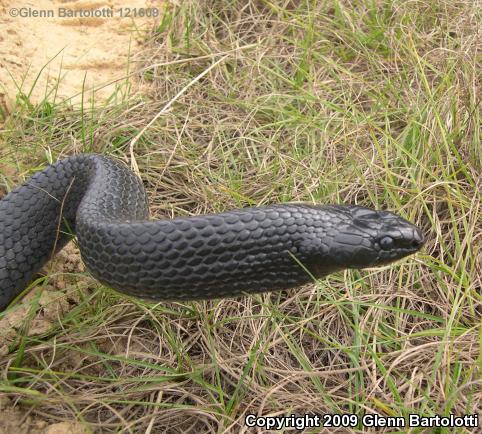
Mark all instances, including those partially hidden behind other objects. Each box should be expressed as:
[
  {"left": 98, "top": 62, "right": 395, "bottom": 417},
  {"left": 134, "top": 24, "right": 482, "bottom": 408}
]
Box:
[{"left": 0, "top": 154, "right": 424, "bottom": 310}]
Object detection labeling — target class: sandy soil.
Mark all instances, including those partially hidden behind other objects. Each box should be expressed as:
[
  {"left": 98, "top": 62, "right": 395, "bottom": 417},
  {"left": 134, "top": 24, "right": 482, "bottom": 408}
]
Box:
[
  {"left": 0, "top": 0, "right": 162, "bottom": 111},
  {"left": 0, "top": 395, "right": 87, "bottom": 434}
]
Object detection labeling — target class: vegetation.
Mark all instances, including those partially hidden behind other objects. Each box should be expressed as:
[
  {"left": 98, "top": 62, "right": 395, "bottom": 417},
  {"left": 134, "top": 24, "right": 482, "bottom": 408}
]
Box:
[{"left": 0, "top": 1, "right": 480, "bottom": 432}]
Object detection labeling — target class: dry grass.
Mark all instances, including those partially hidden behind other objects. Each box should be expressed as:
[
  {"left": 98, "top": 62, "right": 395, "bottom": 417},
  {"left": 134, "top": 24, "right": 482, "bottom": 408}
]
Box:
[{"left": 0, "top": 0, "right": 481, "bottom": 433}]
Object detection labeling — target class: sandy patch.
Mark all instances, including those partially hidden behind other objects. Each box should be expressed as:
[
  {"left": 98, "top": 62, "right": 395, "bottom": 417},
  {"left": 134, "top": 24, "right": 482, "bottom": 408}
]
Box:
[
  {"left": 0, "top": 0, "right": 163, "bottom": 111},
  {"left": 0, "top": 395, "right": 87, "bottom": 434}
]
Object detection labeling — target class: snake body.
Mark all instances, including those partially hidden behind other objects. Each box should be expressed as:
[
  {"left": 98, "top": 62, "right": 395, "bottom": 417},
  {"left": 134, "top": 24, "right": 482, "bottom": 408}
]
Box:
[{"left": 0, "top": 154, "right": 423, "bottom": 310}]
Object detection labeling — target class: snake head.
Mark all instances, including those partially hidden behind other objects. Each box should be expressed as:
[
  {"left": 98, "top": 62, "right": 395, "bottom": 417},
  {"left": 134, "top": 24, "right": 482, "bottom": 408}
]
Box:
[
  {"left": 304, "top": 205, "right": 424, "bottom": 276},
  {"left": 332, "top": 205, "right": 424, "bottom": 268}
]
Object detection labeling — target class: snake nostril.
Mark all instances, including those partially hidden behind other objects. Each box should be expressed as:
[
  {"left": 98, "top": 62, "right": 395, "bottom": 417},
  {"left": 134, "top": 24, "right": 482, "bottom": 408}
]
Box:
[{"left": 411, "top": 237, "right": 424, "bottom": 249}]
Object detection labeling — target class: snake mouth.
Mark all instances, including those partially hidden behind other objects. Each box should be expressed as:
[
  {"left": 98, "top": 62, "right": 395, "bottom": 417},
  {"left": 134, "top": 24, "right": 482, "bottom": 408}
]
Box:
[
  {"left": 381, "top": 227, "right": 424, "bottom": 252},
  {"left": 389, "top": 236, "right": 424, "bottom": 252},
  {"left": 376, "top": 234, "right": 424, "bottom": 265}
]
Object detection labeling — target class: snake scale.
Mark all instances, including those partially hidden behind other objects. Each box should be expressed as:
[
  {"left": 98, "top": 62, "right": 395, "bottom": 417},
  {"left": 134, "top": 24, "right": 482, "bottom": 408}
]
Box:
[{"left": 0, "top": 154, "right": 424, "bottom": 310}]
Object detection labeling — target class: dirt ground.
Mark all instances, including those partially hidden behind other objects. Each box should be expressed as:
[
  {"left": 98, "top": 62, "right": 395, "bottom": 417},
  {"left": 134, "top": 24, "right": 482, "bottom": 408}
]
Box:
[
  {"left": 0, "top": 394, "right": 87, "bottom": 434},
  {"left": 0, "top": 0, "right": 162, "bottom": 112}
]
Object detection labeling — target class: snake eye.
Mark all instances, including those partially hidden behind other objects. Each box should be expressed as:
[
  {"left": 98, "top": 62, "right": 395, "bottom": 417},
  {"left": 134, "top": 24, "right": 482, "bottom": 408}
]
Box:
[{"left": 380, "top": 236, "right": 395, "bottom": 250}]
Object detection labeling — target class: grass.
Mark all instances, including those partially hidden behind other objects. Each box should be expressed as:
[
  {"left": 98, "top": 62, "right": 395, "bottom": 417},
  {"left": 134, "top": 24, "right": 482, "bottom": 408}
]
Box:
[{"left": 0, "top": 0, "right": 480, "bottom": 432}]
